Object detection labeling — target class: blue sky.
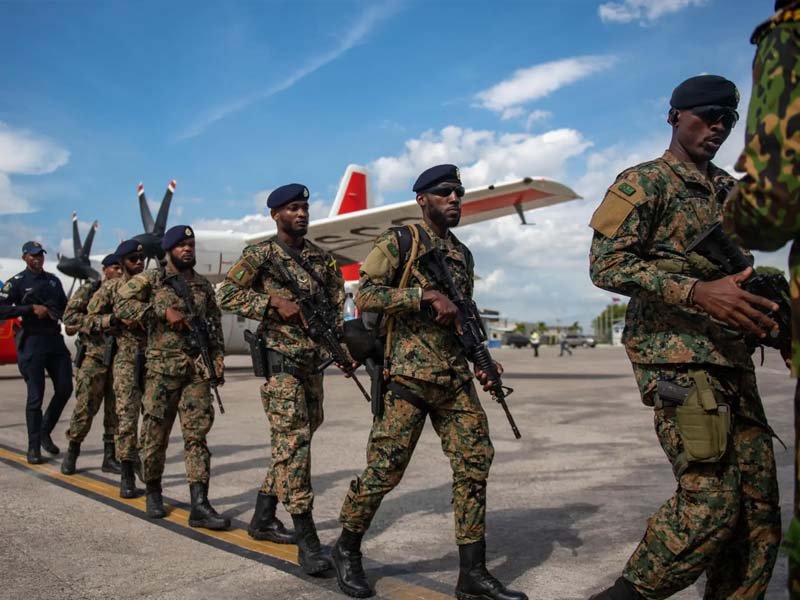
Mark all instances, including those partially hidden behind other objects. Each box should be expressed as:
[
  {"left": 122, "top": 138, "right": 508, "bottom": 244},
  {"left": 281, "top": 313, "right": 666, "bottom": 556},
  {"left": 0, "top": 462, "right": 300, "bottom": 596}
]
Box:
[{"left": 0, "top": 0, "right": 784, "bottom": 329}]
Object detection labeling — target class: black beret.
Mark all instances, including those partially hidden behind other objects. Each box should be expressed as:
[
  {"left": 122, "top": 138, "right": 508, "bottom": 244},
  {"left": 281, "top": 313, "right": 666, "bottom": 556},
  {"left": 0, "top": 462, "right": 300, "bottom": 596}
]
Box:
[
  {"left": 21, "top": 241, "right": 46, "bottom": 256},
  {"left": 115, "top": 239, "right": 143, "bottom": 257},
  {"left": 670, "top": 75, "right": 739, "bottom": 110},
  {"left": 267, "top": 184, "right": 309, "bottom": 209},
  {"left": 412, "top": 164, "right": 462, "bottom": 193},
  {"left": 161, "top": 225, "right": 195, "bottom": 250},
  {"left": 776, "top": 0, "right": 794, "bottom": 10},
  {"left": 102, "top": 254, "right": 120, "bottom": 267}
]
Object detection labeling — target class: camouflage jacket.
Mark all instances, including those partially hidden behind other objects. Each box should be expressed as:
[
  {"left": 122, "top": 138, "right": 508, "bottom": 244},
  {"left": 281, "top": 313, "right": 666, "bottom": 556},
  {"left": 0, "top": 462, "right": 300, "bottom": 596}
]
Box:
[
  {"left": 356, "top": 221, "right": 474, "bottom": 386},
  {"left": 115, "top": 266, "right": 223, "bottom": 376},
  {"left": 216, "top": 237, "right": 344, "bottom": 366},
  {"left": 89, "top": 276, "right": 147, "bottom": 360},
  {"left": 590, "top": 150, "right": 753, "bottom": 368},
  {"left": 723, "top": 5, "right": 800, "bottom": 375},
  {"left": 63, "top": 279, "right": 106, "bottom": 360}
]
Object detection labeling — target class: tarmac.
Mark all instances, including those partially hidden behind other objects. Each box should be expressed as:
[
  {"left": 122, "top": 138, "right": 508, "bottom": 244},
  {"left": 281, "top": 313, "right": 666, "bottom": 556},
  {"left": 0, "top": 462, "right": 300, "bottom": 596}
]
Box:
[{"left": 0, "top": 344, "right": 795, "bottom": 600}]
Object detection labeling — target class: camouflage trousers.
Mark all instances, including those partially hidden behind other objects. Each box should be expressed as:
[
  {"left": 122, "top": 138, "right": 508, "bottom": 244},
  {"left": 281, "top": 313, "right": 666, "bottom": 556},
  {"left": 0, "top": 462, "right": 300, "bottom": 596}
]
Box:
[
  {"left": 66, "top": 355, "right": 117, "bottom": 444},
  {"left": 339, "top": 375, "right": 494, "bottom": 544},
  {"left": 259, "top": 372, "right": 323, "bottom": 514},
  {"left": 139, "top": 368, "right": 214, "bottom": 484},
  {"left": 113, "top": 354, "right": 142, "bottom": 461},
  {"left": 623, "top": 363, "right": 781, "bottom": 600}
]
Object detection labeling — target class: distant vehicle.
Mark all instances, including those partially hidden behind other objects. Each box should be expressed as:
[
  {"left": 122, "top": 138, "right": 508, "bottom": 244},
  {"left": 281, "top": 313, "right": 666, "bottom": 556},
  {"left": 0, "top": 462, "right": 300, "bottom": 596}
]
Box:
[
  {"left": 503, "top": 333, "right": 530, "bottom": 348},
  {"left": 565, "top": 334, "right": 596, "bottom": 348}
]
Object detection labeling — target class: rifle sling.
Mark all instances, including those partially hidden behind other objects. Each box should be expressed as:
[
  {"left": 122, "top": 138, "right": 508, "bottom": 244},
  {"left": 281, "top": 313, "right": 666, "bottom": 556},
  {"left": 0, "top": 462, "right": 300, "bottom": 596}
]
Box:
[{"left": 273, "top": 236, "right": 329, "bottom": 294}]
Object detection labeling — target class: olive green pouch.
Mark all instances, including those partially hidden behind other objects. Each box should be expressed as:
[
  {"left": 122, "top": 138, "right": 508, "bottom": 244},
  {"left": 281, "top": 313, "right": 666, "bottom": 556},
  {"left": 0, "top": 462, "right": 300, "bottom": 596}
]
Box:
[{"left": 676, "top": 370, "right": 730, "bottom": 466}]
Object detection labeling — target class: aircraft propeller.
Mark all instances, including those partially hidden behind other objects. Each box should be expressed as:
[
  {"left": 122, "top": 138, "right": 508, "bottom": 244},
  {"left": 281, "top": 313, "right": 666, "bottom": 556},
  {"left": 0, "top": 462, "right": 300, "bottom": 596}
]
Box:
[
  {"left": 56, "top": 212, "right": 100, "bottom": 297},
  {"left": 133, "top": 180, "right": 175, "bottom": 265}
]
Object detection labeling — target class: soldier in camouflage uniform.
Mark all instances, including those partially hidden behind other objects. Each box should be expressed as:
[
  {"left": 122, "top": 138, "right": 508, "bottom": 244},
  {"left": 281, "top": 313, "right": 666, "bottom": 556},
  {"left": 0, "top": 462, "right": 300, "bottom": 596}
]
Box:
[
  {"left": 588, "top": 76, "right": 782, "bottom": 600},
  {"left": 217, "top": 183, "right": 344, "bottom": 575},
  {"left": 60, "top": 254, "right": 123, "bottom": 475},
  {"left": 722, "top": 1, "right": 800, "bottom": 595},
  {"left": 115, "top": 225, "right": 229, "bottom": 530},
  {"left": 330, "top": 165, "right": 527, "bottom": 600},
  {"left": 90, "top": 239, "right": 147, "bottom": 498}
]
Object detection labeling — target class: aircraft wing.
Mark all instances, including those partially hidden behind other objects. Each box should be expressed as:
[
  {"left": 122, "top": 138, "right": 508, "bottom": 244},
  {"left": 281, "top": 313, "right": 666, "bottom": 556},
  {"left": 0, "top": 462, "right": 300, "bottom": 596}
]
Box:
[{"left": 246, "top": 177, "right": 580, "bottom": 264}]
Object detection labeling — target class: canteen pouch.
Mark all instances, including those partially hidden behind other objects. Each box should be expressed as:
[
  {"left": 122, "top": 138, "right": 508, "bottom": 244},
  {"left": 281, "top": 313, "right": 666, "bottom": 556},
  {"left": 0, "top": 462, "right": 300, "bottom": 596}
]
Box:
[{"left": 675, "top": 370, "right": 730, "bottom": 472}]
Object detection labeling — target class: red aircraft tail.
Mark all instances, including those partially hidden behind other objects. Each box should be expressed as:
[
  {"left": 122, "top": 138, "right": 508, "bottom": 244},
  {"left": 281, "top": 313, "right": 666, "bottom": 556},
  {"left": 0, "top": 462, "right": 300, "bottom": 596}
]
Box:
[{"left": 330, "top": 165, "right": 369, "bottom": 282}]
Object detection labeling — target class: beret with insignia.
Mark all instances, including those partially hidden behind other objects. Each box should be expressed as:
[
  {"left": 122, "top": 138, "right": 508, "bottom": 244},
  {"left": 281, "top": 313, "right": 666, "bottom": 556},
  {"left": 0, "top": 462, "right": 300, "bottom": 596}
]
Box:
[
  {"left": 21, "top": 241, "right": 46, "bottom": 256},
  {"left": 102, "top": 254, "right": 121, "bottom": 267},
  {"left": 267, "top": 183, "right": 309, "bottom": 209},
  {"left": 115, "top": 239, "right": 143, "bottom": 257},
  {"left": 413, "top": 164, "right": 462, "bottom": 193},
  {"left": 670, "top": 75, "right": 739, "bottom": 110},
  {"left": 161, "top": 225, "right": 194, "bottom": 250}
]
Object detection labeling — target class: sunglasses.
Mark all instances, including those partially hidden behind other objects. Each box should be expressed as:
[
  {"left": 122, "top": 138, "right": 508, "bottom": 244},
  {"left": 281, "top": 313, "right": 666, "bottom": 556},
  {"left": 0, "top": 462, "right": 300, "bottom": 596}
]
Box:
[
  {"left": 690, "top": 105, "right": 739, "bottom": 129},
  {"left": 425, "top": 184, "right": 465, "bottom": 198},
  {"left": 126, "top": 254, "right": 144, "bottom": 263}
]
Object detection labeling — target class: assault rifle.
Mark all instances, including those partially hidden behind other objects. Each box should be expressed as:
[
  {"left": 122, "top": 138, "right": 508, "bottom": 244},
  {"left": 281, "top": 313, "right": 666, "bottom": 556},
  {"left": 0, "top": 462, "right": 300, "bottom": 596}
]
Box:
[
  {"left": 272, "top": 259, "right": 371, "bottom": 404},
  {"left": 418, "top": 249, "right": 522, "bottom": 439},
  {"left": 164, "top": 274, "right": 225, "bottom": 414},
  {"left": 686, "top": 222, "right": 791, "bottom": 353}
]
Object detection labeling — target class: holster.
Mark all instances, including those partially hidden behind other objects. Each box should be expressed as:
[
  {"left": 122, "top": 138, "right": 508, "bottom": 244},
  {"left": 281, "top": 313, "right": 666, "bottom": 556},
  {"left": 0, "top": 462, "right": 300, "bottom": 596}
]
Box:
[
  {"left": 244, "top": 329, "right": 268, "bottom": 379},
  {"left": 102, "top": 335, "right": 117, "bottom": 367},
  {"left": 658, "top": 370, "right": 731, "bottom": 478},
  {"left": 74, "top": 339, "right": 87, "bottom": 369},
  {"left": 364, "top": 358, "right": 385, "bottom": 418},
  {"left": 134, "top": 350, "right": 146, "bottom": 392}
]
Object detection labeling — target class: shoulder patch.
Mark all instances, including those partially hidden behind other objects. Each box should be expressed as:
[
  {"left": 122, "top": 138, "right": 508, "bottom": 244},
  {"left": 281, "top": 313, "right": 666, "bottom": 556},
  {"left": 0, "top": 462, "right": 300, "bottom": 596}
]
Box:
[
  {"left": 226, "top": 250, "right": 263, "bottom": 287},
  {"left": 589, "top": 179, "right": 647, "bottom": 238}
]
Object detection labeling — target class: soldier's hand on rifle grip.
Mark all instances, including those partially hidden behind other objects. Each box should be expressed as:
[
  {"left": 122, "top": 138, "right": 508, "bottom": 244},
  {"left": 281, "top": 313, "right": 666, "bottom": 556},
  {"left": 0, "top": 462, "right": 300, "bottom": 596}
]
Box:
[
  {"left": 269, "top": 296, "right": 304, "bottom": 325},
  {"left": 474, "top": 361, "right": 504, "bottom": 391},
  {"left": 692, "top": 267, "right": 780, "bottom": 338},
  {"left": 214, "top": 355, "right": 225, "bottom": 385},
  {"left": 31, "top": 304, "right": 50, "bottom": 319},
  {"left": 166, "top": 307, "right": 189, "bottom": 331},
  {"left": 421, "top": 289, "right": 458, "bottom": 327}
]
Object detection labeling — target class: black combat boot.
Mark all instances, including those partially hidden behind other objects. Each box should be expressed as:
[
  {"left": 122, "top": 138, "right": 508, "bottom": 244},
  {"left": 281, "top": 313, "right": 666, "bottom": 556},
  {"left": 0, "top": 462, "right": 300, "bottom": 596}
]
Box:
[
  {"left": 61, "top": 441, "right": 80, "bottom": 475},
  {"left": 145, "top": 479, "right": 166, "bottom": 518},
  {"left": 455, "top": 539, "right": 528, "bottom": 600},
  {"left": 588, "top": 577, "right": 644, "bottom": 600},
  {"left": 101, "top": 441, "right": 121, "bottom": 474},
  {"left": 41, "top": 431, "right": 60, "bottom": 455},
  {"left": 188, "top": 482, "right": 231, "bottom": 530},
  {"left": 27, "top": 443, "right": 42, "bottom": 465},
  {"left": 120, "top": 460, "right": 143, "bottom": 499},
  {"left": 331, "top": 528, "right": 374, "bottom": 598},
  {"left": 291, "top": 512, "right": 332, "bottom": 576},
  {"left": 248, "top": 492, "right": 294, "bottom": 543}
]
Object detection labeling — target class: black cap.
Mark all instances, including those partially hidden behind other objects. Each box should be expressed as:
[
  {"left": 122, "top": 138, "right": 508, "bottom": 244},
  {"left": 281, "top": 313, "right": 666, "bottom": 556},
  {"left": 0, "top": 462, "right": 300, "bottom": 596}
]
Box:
[
  {"left": 114, "top": 239, "right": 143, "bottom": 257},
  {"left": 267, "top": 184, "right": 309, "bottom": 209},
  {"left": 101, "top": 254, "right": 120, "bottom": 267},
  {"left": 161, "top": 225, "right": 194, "bottom": 251},
  {"left": 670, "top": 75, "right": 739, "bottom": 110},
  {"left": 21, "top": 241, "right": 46, "bottom": 256},
  {"left": 776, "top": 0, "right": 794, "bottom": 10},
  {"left": 412, "top": 164, "right": 462, "bottom": 193}
]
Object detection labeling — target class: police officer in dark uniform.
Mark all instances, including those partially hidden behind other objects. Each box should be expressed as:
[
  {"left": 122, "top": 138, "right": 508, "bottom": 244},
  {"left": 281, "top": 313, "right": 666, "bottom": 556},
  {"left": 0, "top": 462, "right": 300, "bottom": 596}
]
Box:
[{"left": 0, "top": 241, "right": 73, "bottom": 464}]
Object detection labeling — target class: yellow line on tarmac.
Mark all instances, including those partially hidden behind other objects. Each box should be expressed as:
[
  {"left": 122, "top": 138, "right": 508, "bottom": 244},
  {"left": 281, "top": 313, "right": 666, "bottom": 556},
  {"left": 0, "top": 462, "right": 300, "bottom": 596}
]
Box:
[{"left": 0, "top": 445, "right": 452, "bottom": 600}]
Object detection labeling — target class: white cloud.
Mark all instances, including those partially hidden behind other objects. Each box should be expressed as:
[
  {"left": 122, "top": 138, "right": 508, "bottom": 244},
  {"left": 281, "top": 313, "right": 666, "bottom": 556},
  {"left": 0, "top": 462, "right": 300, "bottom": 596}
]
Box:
[
  {"left": 0, "top": 123, "right": 69, "bottom": 215},
  {"left": 0, "top": 122, "right": 69, "bottom": 175},
  {"left": 599, "top": 0, "right": 707, "bottom": 24},
  {"left": 0, "top": 173, "right": 33, "bottom": 215},
  {"left": 176, "top": 1, "right": 401, "bottom": 141},
  {"left": 369, "top": 125, "right": 592, "bottom": 202},
  {"left": 474, "top": 56, "right": 617, "bottom": 116}
]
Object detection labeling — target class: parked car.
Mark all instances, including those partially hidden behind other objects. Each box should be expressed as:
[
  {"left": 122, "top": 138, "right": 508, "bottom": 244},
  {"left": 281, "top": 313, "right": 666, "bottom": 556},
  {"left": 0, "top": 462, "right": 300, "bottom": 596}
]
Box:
[
  {"left": 503, "top": 333, "right": 530, "bottom": 348},
  {"left": 565, "top": 334, "right": 596, "bottom": 348}
]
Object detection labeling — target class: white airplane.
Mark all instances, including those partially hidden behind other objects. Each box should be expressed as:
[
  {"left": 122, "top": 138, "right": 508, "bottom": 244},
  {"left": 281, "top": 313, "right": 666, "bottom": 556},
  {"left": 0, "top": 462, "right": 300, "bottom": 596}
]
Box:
[{"left": 0, "top": 165, "right": 580, "bottom": 362}]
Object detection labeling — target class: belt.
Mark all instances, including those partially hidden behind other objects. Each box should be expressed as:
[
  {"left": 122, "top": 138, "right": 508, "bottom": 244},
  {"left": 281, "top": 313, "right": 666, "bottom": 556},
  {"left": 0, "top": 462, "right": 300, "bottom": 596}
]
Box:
[{"left": 387, "top": 381, "right": 428, "bottom": 413}]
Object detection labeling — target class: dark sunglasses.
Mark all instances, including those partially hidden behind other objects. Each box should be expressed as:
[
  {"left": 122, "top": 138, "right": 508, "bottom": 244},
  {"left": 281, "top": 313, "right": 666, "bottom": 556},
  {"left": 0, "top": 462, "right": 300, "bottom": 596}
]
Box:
[
  {"left": 425, "top": 184, "right": 465, "bottom": 198},
  {"left": 125, "top": 254, "right": 144, "bottom": 263},
  {"left": 690, "top": 105, "right": 739, "bottom": 129}
]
